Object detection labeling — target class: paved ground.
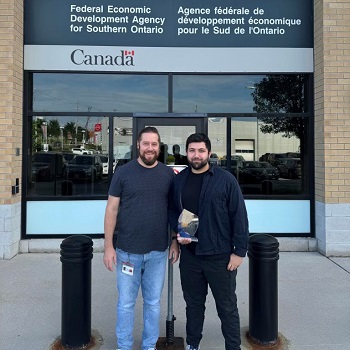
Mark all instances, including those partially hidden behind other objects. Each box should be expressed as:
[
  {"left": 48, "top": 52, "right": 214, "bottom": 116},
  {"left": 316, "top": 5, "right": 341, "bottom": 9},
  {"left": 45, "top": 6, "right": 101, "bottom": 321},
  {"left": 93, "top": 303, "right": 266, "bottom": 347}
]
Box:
[{"left": 1, "top": 251, "right": 350, "bottom": 350}]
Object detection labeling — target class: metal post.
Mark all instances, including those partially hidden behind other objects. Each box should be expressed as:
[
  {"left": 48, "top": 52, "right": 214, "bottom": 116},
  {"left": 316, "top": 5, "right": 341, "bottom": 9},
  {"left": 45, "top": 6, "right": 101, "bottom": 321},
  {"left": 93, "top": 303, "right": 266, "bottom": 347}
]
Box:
[
  {"left": 248, "top": 234, "right": 279, "bottom": 346},
  {"left": 60, "top": 235, "right": 93, "bottom": 349},
  {"left": 157, "top": 230, "right": 184, "bottom": 350},
  {"left": 166, "top": 259, "right": 175, "bottom": 345}
]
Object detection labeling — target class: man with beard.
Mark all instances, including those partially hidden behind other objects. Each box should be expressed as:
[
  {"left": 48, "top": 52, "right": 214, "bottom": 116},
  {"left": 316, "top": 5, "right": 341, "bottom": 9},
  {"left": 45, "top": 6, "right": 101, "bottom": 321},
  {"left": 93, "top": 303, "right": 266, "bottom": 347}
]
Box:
[
  {"left": 104, "top": 126, "right": 179, "bottom": 350},
  {"left": 169, "top": 133, "right": 249, "bottom": 350}
]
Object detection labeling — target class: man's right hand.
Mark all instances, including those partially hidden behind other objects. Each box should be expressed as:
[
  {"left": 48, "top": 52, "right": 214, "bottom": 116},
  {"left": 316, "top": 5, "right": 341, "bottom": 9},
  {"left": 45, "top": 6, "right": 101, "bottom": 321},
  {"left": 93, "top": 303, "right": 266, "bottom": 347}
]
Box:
[{"left": 103, "top": 245, "right": 117, "bottom": 271}]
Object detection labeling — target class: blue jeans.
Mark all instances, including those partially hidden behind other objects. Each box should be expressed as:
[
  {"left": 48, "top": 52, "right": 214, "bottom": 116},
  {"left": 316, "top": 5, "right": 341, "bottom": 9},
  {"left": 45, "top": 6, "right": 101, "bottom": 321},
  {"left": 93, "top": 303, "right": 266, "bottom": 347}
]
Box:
[{"left": 116, "top": 248, "right": 168, "bottom": 350}]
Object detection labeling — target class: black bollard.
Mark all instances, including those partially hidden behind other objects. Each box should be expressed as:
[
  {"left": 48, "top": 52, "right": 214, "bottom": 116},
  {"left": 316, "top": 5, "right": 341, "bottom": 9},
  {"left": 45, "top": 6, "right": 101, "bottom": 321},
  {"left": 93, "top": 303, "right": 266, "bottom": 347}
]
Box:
[
  {"left": 60, "top": 235, "right": 93, "bottom": 349},
  {"left": 248, "top": 234, "right": 279, "bottom": 346}
]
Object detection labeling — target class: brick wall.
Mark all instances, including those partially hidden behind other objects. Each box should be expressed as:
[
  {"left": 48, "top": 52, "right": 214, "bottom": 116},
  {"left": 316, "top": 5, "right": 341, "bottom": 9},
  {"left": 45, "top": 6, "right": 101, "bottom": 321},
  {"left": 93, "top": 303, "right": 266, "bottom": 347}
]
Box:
[
  {"left": 0, "top": 0, "right": 23, "bottom": 258},
  {"left": 314, "top": 0, "right": 350, "bottom": 204},
  {"left": 0, "top": 0, "right": 23, "bottom": 205}
]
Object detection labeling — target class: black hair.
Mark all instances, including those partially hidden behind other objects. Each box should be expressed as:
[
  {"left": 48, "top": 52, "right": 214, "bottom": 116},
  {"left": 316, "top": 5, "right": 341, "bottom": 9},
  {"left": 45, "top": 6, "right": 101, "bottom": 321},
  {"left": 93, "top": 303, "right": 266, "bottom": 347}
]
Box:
[
  {"left": 185, "top": 133, "right": 211, "bottom": 152},
  {"left": 137, "top": 126, "right": 161, "bottom": 143}
]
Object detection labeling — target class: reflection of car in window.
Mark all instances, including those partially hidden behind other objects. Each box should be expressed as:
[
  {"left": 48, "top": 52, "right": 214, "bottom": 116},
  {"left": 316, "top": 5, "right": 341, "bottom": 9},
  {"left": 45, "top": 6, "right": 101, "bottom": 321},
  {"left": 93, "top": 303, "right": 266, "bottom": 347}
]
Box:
[
  {"left": 100, "top": 155, "right": 109, "bottom": 175},
  {"left": 267, "top": 153, "right": 287, "bottom": 166},
  {"left": 32, "top": 152, "right": 67, "bottom": 182},
  {"left": 239, "top": 161, "right": 279, "bottom": 183},
  {"left": 220, "top": 154, "right": 245, "bottom": 162},
  {"left": 219, "top": 159, "right": 242, "bottom": 178},
  {"left": 71, "top": 147, "right": 93, "bottom": 155},
  {"left": 62, "top": 152, "right": 76, "bottom": 163},
  {"left": 277, "top": 158, "right": 301, "bottom": 179},
  {"left": 209, "top": 153, "right": 219, "bottom": 165},
  {"left": 66, "top": 155, "right": 103, "bottom": 182}
]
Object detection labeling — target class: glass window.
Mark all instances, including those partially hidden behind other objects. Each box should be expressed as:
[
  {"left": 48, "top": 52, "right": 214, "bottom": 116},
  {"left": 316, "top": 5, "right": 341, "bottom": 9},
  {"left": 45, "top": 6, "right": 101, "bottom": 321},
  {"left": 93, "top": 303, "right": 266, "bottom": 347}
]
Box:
[
  {"left": 173, "top": 74, "right": 306, "bottom": 113},
  {"left": 27, "top": 116, "right": 110, "bottom": 196},
  {"left": 113, "top": 117, "right": 133, "bottom": 171},
  {"left": 147, "top": 125, "right": 195, "bottom": 165},
  {"left": 224, "top": 116, "right": 308, "bottom": 195},
  {"left": 33, "top": 73, "right": 168, "bottom": 113},
  {"left": 208, "top": 117, "right": 227, "bottom": 164}
]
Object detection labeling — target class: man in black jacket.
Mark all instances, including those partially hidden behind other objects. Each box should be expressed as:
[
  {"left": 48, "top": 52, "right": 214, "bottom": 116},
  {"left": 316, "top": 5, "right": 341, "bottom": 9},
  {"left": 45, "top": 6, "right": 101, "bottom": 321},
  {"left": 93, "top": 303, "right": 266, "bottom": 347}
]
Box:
[{"left": 169, "top": 133, "right": 249, "bottom": 350}]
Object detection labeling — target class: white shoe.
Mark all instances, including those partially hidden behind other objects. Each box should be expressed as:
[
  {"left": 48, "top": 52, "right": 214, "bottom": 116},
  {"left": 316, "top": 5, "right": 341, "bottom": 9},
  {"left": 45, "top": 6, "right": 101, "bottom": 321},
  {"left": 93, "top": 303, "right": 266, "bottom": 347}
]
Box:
[{"left": 186, "top": 345, "right": 200, "bottom": 350}]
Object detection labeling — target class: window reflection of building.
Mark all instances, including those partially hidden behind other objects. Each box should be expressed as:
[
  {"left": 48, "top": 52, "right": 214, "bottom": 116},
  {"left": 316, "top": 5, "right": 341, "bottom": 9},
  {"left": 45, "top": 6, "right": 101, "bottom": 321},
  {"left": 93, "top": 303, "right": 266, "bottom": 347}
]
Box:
[
  {"left": 208, "top": 117, "right": 226, "bottom": 160},
  {"left": 231, "top": 117, "right": 304, "bottom": 195},
  {"left": 113, "top": 117, "right": 133, "bottom": 169}
]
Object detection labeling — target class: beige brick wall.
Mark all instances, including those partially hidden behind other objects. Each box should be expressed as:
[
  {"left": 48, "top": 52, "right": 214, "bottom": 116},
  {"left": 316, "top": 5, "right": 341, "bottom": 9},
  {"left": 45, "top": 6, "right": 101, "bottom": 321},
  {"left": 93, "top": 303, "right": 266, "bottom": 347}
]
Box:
[
  {"left": 0, "top": 0, "right": 23, "bottom": 205},
  {"left": 314, "top": 0, "right": 350, "bottom": 204}
]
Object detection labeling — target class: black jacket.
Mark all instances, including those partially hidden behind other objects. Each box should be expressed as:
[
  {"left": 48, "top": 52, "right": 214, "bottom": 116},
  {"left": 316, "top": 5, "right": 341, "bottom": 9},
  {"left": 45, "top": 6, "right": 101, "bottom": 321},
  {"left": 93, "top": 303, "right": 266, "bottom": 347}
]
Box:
[{"left": 169, "top": 165, "right": 249, "bottom": 257}]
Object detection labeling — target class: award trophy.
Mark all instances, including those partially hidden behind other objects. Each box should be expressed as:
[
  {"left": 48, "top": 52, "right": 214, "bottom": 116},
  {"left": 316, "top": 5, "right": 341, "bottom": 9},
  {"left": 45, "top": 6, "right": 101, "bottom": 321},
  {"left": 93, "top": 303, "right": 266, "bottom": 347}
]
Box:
[{"left": 178, "top": 209, "right": 199, "bottom": 242}]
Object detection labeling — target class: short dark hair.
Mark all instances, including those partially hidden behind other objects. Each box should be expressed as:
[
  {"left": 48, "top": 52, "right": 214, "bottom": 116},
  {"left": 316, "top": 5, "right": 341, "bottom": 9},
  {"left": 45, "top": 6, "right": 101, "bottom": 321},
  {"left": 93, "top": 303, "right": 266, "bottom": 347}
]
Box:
[
  {"left": 186, "top": 133, "right": 211, "bottom": 152},
  {"left": 137, "top": 126, "right": 161, "bottom": 143}
]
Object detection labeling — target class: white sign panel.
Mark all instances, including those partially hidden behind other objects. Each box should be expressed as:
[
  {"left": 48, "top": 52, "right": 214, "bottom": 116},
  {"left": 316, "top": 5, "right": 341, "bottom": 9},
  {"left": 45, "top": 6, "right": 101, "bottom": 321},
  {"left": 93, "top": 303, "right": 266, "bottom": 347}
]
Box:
[{"left": 24, "top": 45, "right": 313, "bottom": 73}]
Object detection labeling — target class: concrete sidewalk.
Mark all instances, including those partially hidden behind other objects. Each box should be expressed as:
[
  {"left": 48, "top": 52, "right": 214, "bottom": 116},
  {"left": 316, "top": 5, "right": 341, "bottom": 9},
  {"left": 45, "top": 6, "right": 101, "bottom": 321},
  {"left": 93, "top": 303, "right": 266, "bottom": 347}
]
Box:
[{"left": 1, "top": 252, "right": 350, "bottom": 350}]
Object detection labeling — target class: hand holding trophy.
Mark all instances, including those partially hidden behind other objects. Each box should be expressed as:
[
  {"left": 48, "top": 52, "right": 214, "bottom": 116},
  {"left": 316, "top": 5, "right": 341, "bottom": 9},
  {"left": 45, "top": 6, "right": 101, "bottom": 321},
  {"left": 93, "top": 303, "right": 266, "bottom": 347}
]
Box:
[{"left": 178, "top": 209, "right": 199, "bottom": 242}]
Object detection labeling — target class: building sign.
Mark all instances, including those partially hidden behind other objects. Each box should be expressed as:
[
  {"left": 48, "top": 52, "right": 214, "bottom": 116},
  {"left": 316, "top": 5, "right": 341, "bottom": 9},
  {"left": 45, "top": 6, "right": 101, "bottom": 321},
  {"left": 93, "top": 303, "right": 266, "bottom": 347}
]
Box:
[{"left": 24, "top": 0, "right": 313, "bottom": 73}]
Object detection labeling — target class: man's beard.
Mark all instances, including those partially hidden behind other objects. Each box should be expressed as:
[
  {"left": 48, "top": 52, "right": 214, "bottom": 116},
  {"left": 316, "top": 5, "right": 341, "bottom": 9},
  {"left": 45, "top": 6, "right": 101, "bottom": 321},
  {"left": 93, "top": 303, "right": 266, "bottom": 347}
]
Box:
[
  {"left": 140, "top": 152, "right": 158, "bottom": 166},
  {"left": 188, "top": 159, "right": 208, "bottom": 170}
]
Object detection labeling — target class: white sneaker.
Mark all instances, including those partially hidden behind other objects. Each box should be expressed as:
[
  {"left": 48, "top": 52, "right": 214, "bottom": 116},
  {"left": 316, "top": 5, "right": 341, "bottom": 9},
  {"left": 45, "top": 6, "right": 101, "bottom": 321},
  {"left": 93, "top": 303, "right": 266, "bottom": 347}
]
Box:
[{"left": 186, "top": 345, "right": 200, "bottom": 350}]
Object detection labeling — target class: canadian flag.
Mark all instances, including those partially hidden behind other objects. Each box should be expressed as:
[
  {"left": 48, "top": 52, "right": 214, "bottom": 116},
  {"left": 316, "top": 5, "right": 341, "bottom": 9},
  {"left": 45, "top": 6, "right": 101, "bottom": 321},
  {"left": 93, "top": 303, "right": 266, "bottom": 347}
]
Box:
[{"left": 124, "top": 50, "right": 134, "bottom": 56}]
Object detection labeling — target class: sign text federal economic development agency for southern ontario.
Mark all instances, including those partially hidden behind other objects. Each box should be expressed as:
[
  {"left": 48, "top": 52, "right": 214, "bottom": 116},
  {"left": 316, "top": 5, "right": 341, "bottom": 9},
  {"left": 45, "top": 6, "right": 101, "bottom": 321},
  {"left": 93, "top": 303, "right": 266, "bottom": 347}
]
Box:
[{"left": 60, "top": 0, "right": 312, "bottom": 48}]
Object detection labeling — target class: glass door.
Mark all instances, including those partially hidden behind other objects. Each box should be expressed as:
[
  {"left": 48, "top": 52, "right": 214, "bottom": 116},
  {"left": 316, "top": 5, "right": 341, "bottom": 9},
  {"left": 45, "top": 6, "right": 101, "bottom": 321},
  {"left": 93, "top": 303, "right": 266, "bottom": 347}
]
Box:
[{"left": 134, "top": 118, "right": 207, "bottom": 165}]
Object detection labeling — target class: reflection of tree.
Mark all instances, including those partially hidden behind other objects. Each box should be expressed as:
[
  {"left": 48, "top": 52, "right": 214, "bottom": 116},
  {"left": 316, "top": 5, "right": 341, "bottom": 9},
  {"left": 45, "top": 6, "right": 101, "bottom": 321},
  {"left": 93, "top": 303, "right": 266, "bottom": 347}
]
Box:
[
  {"left": 48, "top": 119, "right": 60, "bottom": 138},
  {"left": 252, "top": 76, "right": 306, "bottom": 190},
  {"left": 32, "top": 118, "right": 44, "bottom": 152},
  {"left": 64, "top": 122, "right": 76, "bottom": 144},
  {"left": 252, "top": 75, "right": 305, "bottom": 140}
]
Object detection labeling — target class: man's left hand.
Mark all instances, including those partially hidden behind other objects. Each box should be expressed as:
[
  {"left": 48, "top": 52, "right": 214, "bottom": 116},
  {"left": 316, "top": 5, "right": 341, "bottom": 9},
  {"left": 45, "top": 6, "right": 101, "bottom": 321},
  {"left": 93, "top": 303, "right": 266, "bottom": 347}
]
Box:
[
  {"left": 227, "top": 253, "right": 243, "bottom": 271},
  {"left": 169, "top": 239, "right": 180, "bottom": 264}
]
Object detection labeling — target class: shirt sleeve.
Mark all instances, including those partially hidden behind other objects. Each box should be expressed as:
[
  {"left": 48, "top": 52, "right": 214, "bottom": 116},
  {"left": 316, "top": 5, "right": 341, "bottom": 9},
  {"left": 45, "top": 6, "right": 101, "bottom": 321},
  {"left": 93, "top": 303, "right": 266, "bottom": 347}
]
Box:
[
  {"left": 228, "top": 177, "right": 249, "bottom": 257},
  {"left": 108, "top": 166, "right": 124, "bottom": 197}
]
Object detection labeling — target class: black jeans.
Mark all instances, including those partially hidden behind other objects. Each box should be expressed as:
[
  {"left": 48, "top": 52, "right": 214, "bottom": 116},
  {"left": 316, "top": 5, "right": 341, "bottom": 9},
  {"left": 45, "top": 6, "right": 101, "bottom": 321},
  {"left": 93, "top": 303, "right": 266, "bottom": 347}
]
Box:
[{"left": 179, "top": 249, "right": 241, "bottom": 350}]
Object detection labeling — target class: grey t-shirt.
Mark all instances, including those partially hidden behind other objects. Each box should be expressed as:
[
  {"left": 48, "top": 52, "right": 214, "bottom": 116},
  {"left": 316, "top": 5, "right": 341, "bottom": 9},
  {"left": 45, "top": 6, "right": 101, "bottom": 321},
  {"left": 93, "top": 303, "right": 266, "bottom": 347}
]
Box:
[{"left": 108, "top": 159, "right": 174, "bottom": 254}]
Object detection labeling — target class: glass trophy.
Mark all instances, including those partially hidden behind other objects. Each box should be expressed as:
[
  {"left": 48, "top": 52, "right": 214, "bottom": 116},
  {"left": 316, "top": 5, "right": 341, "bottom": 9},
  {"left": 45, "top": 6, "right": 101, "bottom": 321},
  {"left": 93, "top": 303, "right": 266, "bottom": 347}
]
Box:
[{"left": 178, "top": 209, "right": 199, "bottom": 242}]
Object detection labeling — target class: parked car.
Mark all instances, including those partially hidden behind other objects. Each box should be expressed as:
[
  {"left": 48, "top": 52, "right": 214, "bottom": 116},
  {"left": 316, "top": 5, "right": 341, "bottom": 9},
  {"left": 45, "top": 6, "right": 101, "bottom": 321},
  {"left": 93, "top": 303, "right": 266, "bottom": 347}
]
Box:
[
  {"left": 32, "top": 152, "right": 67, "bottom": 182},
  {"left": 100, "top": 154, "right": 109, "bottom": 175},
  {"left": 219, "top": 159, "right": 242, "bottom": 178},
  {"left": 239, "top": 161, "right": 279, "bottom": 183},
  {"left": 267, "top": 153, "right": 287, "bottom": 166},
  {"left": 221, "top": 154, "right": 245, "bottom": 162},
  {"left": 66, "top": 155, "right": 103, "bottom": 182},
  {"left": 62, "top": 152, "right": 76, "bottom": 163},
  {"left": 277, "top": 158, "right": 301, "bottom": 179},
  {"left": 209, "top": 153, "right": 219, "bottom": 165},
  {"left": 100, "top": 155, "right": 118, "bottom": 175},
  {"left": 258, "top": 162, "right": 280, "bottom": 180},
  {"left": 31, "top": 152, "right": 67, "bottom": 182},
  {"left": 71, "top": 147, "right": 93, "bottom": 155}
]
